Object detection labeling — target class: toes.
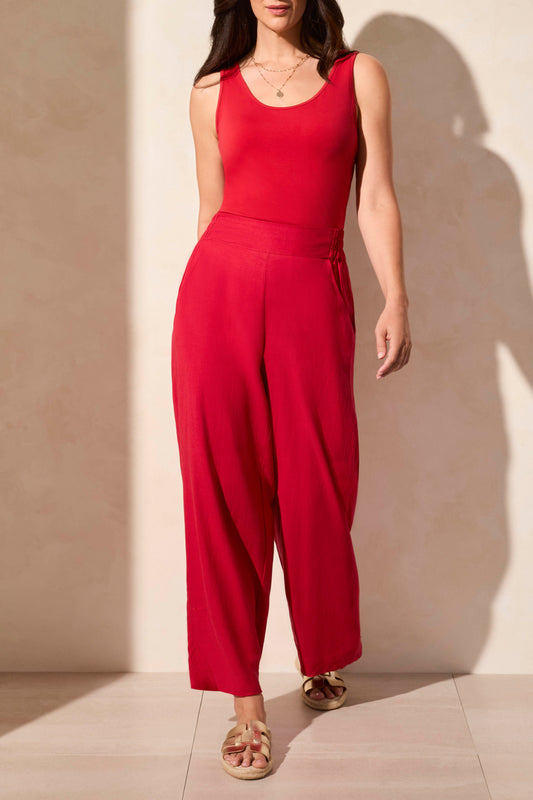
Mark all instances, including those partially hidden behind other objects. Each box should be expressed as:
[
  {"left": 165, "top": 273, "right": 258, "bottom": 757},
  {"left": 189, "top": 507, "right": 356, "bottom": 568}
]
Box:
[
  {"left": 309, "top": 678, "right": 326, "bottom": 699},
  {"left": 324, "top": 685, "right": 344, "bottom": 698},
  {"left": 308, "top": 681, "right": 345, "bottom": 701},
  {"left": 325, "top": 685, "right": 343, "bottom": 698},
  {"left": 310, "top": 680, "right": 332, "bottom": 700},
  {"left": 225, "top": 746, "right": 266, "bottom": 770}
]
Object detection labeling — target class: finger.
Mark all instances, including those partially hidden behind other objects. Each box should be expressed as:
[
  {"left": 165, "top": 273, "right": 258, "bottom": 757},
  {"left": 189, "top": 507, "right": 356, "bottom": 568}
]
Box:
[
  {"left": 393, "top": 342, "right": 408, "bottom": 371},
  {"left": 383, "top": 337, "right": 411, "bottom": 373},
  {"left": 377, "top": 343, "right": 402, "bottom": 377},
  {"left": 397, "top": 340, "right": 412, "bottom": 369},
  {"left": 376, "top": 327, "right": 388, "bottom": 359},
  {"left": 377, "top": 350, "right": 403, "bottom": 378},
  {"left": 394, "top": 342, "right": 410, "bottom": 370},
  {"left": 401, "top": 341, "right": 412, "bottom": 368}
]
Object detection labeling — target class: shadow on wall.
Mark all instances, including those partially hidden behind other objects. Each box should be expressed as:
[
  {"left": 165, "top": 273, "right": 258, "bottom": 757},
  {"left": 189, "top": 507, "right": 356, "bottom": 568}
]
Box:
[
  {"left": 1, "top": 0, "right": 130, "bottom": 685},
  {"left": 345, "top": 14, "right": 533, "bottom": 670},
  {"left": 2, "top": 2, "right": 531, "bottom": 724}
]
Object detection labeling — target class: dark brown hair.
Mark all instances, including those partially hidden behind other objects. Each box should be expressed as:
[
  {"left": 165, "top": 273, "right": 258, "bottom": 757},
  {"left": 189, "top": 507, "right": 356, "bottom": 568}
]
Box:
[{"left": 193, "top": 0, "right": 354, "bottom": 84}]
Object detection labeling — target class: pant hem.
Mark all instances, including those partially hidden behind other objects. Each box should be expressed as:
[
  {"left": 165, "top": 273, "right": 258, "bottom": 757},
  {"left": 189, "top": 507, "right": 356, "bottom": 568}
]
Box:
[
  {"left": 190, "top": 679, "right": 263, "bottom": 696},
  {"left": 299, "top": 640, "right": 363, "bottom": 677}
]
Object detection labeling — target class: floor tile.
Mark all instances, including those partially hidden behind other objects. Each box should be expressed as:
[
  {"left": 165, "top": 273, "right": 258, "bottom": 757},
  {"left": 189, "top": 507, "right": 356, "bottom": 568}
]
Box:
[
  {"left": 0, "top": 673, "right": 199, "bottom": 757},
  {"left": 183, "top": 672, "right": 490, "bottom": 798},
  {"left": 454, "top": 674, "right": 533, "bottom": 755},
  {"left": 0, "top": 754, "right": 185, "bottom": 800},
  {"left": 454, "top": 674, "right": 533, "bottom": 800}
]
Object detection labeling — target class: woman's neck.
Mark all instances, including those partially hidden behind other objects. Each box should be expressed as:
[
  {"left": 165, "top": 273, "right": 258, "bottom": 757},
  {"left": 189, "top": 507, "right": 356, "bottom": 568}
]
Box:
[{"left": 250, "top": 25, "right": 304, "bottom": 66}]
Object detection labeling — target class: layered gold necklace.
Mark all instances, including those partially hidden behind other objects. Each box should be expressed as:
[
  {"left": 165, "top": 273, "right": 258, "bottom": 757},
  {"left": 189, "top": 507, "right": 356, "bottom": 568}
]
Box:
[{"left": 251, "top": 52, "right": 311, "bottom": 98}]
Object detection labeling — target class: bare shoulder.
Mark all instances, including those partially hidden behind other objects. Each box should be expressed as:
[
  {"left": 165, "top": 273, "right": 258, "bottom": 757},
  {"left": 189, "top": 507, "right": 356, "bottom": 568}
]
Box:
[
  {"left": 192, "top": 70, "right": 223, "bottom": 91},
  {"left": 189, "top": 70, "right": 223, "bottom": 136},
  {"left": 353, "top": 52, "right": 391, "bottom": 109},
  {"left": 191, "top": 70, "right": 223, "bottom": 105}
]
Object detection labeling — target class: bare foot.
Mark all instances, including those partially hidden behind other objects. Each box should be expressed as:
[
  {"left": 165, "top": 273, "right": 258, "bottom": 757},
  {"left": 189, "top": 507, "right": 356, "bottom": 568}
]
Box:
[
  {"left": 223, "top": 692, "right": 268, "bottom": 770},
  {"left": 307, "top": 677, "right": 345, "bottom": 702}
]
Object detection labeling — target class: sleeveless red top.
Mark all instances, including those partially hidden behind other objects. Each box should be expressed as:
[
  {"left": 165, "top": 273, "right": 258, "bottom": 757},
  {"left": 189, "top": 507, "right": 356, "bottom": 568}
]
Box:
[{"left": 215, "top": 50, "right": 359, "bottom": 229}]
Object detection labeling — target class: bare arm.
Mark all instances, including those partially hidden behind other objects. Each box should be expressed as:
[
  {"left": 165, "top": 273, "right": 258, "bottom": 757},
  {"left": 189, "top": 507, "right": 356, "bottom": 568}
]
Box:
[
  {"left": 189, "top": 72, "right": 225, "bottom": 239},
  {"left": 353, "top": 53, "right": 412, "bottom": 379}
]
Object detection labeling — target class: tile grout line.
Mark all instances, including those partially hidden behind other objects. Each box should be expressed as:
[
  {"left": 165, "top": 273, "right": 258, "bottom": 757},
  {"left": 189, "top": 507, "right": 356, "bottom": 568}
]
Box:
[
  {"left": 451, "top": 673, "right": 493, "bottom": 800},
  {"left": 182, "top": 689, "right": 204, "bottom": 800}
]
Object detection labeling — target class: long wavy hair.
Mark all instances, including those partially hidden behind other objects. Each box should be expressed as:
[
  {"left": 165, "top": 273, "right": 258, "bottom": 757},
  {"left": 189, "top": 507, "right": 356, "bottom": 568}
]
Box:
[{"left": 193, "top": 0, "right": 354, "bottom": 84}]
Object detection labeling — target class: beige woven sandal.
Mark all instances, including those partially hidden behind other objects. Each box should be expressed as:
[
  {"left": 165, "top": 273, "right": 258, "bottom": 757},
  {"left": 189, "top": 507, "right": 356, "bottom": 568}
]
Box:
[
  {"left": 221, "top": 718, "right": 273, "bottom": 780},
  {"left": 295, "top": 655, "right": 348, "bottom": 710}
]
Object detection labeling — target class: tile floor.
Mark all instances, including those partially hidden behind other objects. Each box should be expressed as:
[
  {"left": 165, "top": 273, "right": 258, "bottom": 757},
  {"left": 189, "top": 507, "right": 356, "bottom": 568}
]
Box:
[{"left": 0, "top": 672, "right": 531, "bottom": 799}]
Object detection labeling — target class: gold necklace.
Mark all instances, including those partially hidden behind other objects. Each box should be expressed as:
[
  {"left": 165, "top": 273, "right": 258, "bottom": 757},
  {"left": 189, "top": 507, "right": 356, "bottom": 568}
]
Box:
[
  {"left": 252, "top": 53, "right": 310, "bottom": 72},
  {"left": 251, "top": 53, "right": 311, "bottom": 98}
]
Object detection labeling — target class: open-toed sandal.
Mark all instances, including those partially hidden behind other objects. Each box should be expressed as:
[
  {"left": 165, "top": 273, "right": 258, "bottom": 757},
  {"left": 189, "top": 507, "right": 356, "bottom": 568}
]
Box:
[
  {"left": 295, "top": 655, "right": 348, "bottom": 710},
  {"left": 221, "top": 718, "right": 273, "bottom": 780}
]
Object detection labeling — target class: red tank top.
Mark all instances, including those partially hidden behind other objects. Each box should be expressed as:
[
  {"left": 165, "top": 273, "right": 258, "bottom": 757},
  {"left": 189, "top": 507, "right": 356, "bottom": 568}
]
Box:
[{"left": 215, "top": 50, "right": 359, "bottom": 229}]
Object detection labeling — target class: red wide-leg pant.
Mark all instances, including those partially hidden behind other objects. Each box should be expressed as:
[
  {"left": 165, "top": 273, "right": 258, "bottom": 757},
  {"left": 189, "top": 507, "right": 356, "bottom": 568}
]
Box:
[{"left": 171, "top": 210, "right": 362, "bottom": 696}]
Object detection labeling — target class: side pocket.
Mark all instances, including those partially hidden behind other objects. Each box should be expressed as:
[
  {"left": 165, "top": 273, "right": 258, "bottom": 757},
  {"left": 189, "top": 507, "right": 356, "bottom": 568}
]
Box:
[
  {"left": 341, "top": 255, "right": 356, "bottom": 333},
  {"left": 178, "top": 238, "right": 204, "bottom": 298},
  {"left": 328, "top": 252, "right": 356, "bottom": 333},
  {"left": 178, "top": 214, "right": 220, "bottom": 298}
]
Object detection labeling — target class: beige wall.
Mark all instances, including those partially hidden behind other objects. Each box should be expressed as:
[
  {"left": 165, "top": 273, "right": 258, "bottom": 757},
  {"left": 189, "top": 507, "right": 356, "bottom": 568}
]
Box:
[{"left": 2, "top": 1, "right": 532, "bottom": 673}]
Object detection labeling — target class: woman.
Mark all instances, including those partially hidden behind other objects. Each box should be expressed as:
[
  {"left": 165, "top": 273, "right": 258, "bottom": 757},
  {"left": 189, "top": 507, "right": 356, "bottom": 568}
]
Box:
[{"left": 171, "top": 0, "right": 411, "bottom": 780}]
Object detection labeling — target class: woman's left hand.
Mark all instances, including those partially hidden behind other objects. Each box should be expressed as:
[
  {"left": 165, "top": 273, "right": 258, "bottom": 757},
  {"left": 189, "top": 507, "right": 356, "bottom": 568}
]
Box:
[{"left": 375, "top": 301, "right": 412, "bottom": 380}]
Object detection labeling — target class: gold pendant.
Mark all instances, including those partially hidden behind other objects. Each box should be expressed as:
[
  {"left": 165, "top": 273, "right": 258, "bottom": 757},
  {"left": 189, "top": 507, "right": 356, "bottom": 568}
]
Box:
[{"left": 277, "top": 89, "right": 284, "bottom": 98}]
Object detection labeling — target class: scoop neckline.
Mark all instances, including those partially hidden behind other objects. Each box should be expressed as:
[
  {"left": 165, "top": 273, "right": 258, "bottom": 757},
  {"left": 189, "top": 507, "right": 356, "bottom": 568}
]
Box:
[{"left": 235, "top": 53, "right": 346, "bottom": 110}]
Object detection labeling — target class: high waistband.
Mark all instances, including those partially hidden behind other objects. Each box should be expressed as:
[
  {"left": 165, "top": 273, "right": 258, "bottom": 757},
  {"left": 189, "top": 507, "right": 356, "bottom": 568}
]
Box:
[{"left": 204, "top": 210, "right": 344, "bottom": 259}]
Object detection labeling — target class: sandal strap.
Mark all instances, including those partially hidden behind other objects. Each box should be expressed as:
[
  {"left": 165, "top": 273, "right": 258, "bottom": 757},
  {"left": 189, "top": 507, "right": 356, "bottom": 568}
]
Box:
[
  {"left": 302, "top": 671, "right": 346, "bottom": 695},
  {"left": 223, "top": 718, "right": 271, "bottom": 741},
  {"left": 221, "top": 719, "right": 272, "bottom": 761}
]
